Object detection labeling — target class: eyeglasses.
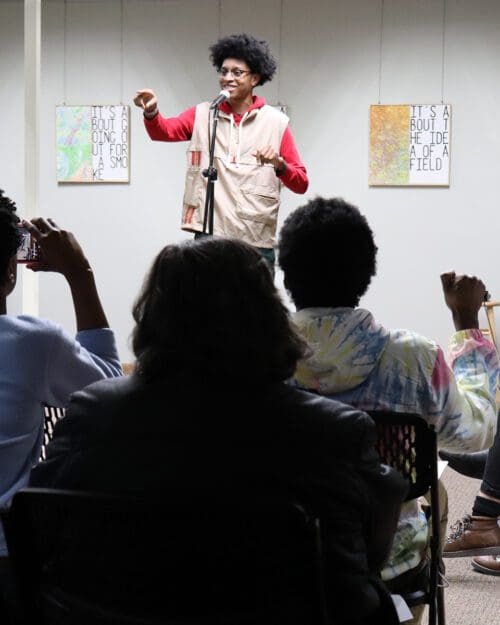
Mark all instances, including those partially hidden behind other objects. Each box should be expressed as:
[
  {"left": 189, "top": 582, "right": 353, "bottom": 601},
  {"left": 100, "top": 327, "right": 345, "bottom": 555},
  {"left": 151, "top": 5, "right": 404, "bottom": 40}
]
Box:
[{"left": 217, "top": 68, "right": 251, "bottom": 78}]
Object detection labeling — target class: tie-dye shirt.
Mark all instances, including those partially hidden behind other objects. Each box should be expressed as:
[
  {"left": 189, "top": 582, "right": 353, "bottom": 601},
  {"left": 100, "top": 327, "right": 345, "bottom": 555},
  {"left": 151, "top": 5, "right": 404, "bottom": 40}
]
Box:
[{"left": 291, "top": 307, "right": 499, "bottom": 580}]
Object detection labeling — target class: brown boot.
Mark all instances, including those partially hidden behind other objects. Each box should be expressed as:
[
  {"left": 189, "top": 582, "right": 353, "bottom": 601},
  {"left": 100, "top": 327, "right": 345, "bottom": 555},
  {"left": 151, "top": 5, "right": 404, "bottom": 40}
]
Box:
[
  {"left": 471, "top": 555, "right": 500, "bottom": 576},
  {"left": 443, "top": 514, "right": 500, "bottom": 558}
]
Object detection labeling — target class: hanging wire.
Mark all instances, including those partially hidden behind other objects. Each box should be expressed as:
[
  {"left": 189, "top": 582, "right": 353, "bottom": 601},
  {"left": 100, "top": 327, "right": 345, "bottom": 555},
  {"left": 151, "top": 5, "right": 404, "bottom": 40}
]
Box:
[
  {"left": 440, "top": 0, "right": 447, "bottom": 104},
  {"left": 377, "top": 0, "right": 385, "bottom": 104},
  {"left": 63, "top": 0, "right": 67, "bottom": 104},
  {"left": 277, "top": 0, "right": 284, "bottom": 107},
  {"left": 218, "top": 0, "right": 222, "bottom": 38},
  {"left": 120, "top": 0, "right": 124, "bottom": 104}
]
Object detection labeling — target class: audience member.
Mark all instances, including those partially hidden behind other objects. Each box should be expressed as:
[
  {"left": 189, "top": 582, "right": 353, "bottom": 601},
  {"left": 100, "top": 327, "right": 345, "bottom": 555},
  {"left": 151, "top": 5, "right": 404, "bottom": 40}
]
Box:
[
  {"left": 278, "top": 196, "right": 500, "bottom": 623},
  {"left": 0, "top": 190, "right": 122, "bottom": 622},
  {"left": 31, "top": 236, "right": 406, "bottom": 625},
  {"left": 440, "top": 422, "right": 500, "bottom": 574}
]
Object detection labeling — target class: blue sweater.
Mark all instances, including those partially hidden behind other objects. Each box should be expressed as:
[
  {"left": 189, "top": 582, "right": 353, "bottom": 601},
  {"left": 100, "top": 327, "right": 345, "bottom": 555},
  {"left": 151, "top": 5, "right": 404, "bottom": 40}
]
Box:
[{"left": 0, "top": 315, "right": 122, "bottom": 555}]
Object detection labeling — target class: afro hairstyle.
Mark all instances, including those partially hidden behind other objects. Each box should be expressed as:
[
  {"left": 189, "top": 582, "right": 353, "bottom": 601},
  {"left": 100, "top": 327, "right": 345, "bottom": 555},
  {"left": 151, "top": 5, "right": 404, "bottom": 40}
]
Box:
[
  {"left": 209, "top": 33, "right": 277, "bottom": 86},
  {"left": 278, "top": 197, "right": 378, "bottom": 309}
]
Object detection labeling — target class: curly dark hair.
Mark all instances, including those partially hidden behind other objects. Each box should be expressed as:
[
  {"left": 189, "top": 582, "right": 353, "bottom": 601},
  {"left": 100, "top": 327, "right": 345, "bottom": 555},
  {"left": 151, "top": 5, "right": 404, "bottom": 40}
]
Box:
[
  {"left": 278, "top": 197, "right": 378, "bottom": 309},
  {"left": 0, "top": 189, "right": 21, "bottom": 282},
  {"left": 132, "top": 237, "right": 306, "bottom": 385},
  {"left": 209, "top": 33, "right": 277, "bottom": 86}
]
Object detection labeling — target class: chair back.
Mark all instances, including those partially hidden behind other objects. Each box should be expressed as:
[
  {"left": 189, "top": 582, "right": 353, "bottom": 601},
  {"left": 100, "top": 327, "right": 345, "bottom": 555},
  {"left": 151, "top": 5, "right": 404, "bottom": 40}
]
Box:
[
  {"left": 368, "top": 410, "right": 437, "bottom": 501},
  {"left": 2, "top": 488, "right": 329, "bottom": 625},
  {"left": 367, "top": 410, "right": 445, "bottom": 625},
  {"left": 41, "top": 405, "right": 65, "bottom": 461}
]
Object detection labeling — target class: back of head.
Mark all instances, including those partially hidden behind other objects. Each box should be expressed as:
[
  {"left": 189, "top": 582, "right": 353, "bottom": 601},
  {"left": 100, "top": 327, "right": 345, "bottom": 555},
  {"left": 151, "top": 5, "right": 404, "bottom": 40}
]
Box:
[
  {"left": 132, "top": 237, "right": 305, "bottom": 386},
  {"left": 0, "top": 189, "right": 21, "bottom": 282},
  {"left": 278, "top": 197, "right": 378, "bottom": 309},
  {"left": 209, "top": 33, "right": 277, "bottom": 86}
]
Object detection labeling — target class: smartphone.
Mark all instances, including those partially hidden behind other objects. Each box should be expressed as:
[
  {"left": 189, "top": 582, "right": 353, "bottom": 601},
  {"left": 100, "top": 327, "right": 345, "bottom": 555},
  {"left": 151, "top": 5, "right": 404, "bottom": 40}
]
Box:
[{"left": 17, "top": 226, "right": 40, "bottom": 263}]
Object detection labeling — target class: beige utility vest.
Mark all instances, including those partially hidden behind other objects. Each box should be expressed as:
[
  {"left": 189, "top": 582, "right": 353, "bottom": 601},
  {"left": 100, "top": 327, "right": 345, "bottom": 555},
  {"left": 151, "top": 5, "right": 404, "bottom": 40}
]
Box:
[{"left": 181, "top": 102, "right": 289, "bottom": 248}]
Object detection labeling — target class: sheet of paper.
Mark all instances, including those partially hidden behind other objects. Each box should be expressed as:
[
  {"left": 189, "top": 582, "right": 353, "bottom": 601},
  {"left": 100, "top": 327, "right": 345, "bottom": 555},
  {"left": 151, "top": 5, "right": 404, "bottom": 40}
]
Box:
[
  {"left": 438, "top": 460, "right": 448, "bottom": 478},
  {"left": 391, "top": 594, "right": 413, "bottom": 622}
]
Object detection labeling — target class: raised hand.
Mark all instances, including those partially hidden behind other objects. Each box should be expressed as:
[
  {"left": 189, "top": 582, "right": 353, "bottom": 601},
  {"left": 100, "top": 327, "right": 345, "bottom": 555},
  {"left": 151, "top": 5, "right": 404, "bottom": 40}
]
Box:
[
  {"left": 22, "top": 218, "right": 108, "bottom": 331},
  {"left": 133, "top": 89, "right": 158, "bottom": 118},
  {"left": 23, "top": 218, "right": 91, "bottom": 282},
  {"left": 440, "top": 270, "right": 487, "bottom": 330}
]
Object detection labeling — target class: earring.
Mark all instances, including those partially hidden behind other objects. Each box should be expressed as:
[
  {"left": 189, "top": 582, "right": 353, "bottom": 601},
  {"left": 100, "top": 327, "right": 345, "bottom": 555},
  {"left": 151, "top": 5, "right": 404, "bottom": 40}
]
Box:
[{"left": 9, "top": 273, "right": 15, "bottom": 282}]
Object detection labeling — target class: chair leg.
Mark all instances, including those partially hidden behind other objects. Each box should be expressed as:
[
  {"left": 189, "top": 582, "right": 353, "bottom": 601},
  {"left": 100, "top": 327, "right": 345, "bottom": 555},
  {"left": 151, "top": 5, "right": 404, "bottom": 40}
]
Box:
[
  {"left": 428, "top": 545, "right": 439, "bottom": 625},
  {"left": 428, "top": 595, "right": 437, "bottom": 625},
  {"left": 437, "top": 583, "right": 446, "bottom": 625}
]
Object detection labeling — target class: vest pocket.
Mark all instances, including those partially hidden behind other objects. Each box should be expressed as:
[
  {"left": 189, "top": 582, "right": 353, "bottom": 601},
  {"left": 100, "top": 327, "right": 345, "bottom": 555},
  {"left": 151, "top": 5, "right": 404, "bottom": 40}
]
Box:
[
  {"left": 183, "top": 167, "right": 204, "bottom": 208},
  {"left": 236, "top": 185, "right": 280, "bottom": 225}
]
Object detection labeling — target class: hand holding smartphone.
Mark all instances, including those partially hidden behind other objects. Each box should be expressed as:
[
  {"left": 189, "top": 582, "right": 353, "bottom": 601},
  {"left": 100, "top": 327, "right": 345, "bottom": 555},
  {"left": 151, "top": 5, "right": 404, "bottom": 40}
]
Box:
[{"left": 17, "top": 218, "right": 92, "bottom": 280}]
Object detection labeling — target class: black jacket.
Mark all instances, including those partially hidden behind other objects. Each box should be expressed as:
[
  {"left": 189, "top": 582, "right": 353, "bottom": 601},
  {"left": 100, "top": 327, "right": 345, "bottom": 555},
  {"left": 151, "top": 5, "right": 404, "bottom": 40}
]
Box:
[{"left": 31, "top": 375, "right": 406, "bottom": 624}]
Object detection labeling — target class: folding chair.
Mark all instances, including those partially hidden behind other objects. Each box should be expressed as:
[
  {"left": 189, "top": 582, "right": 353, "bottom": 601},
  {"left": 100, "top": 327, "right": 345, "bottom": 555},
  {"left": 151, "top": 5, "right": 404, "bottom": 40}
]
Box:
[
  {"left": 482, "top": 298, "right": 500, "bottom": 348},
  {"left": 367, "top": 410, "right": 446, "bottom": 625},
  {"left": 482, "top": 299, "right": 500, "bottom": 405},
  {"left": 1, "top": 488, "right": 330, "bottom": 625}
]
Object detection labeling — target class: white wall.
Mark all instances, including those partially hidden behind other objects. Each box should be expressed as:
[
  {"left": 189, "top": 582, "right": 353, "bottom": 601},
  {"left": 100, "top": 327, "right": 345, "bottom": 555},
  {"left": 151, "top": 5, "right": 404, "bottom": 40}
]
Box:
[
  {"left": 2, "top": 0, "right": 500, "bottom": 362},
  {"left": 0, "top": 1, "right": 24, "bottom": 313}
]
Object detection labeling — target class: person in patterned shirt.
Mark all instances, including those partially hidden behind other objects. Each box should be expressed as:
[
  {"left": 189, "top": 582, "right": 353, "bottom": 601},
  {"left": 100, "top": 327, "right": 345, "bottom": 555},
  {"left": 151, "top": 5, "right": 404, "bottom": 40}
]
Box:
[{"left": 278, "top": 196, "right": 499, "bottom": 625}]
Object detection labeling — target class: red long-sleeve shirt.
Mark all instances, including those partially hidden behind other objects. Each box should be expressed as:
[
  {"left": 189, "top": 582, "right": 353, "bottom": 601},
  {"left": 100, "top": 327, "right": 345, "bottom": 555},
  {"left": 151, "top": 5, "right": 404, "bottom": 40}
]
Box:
[{"left": 144, "top": 96, "right": 308, "bottom": 194}]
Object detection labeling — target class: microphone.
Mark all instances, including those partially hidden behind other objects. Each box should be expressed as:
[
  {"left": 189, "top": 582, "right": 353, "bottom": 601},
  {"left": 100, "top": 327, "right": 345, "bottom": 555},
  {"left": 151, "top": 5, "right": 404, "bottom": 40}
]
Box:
[{"left": 209, "top": 90, "right": 230, "bottom": 110}]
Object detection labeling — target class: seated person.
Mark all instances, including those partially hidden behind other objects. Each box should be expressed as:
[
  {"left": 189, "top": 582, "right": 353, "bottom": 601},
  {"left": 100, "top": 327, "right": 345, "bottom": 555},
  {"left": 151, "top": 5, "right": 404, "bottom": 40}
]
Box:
[
  {"left": 278, "top": 196, "right": 499, "bottom": 623},
  {"left": 0, "top": 190, "right": 122, "bottom": 621},
  {"left": 30, "top": 236, "right": 407, "bottom": 625},
  {"left": 439, "top": 377, "right": 500, "bottom": 577},
  {"left": 440, "top": 426, "right": 500, "bottom": 575}
]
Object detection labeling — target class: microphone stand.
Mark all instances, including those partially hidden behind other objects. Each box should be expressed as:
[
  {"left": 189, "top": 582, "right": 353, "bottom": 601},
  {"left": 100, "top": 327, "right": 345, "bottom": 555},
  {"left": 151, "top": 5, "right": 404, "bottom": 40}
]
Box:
[{"left": 201, "top": 106, "right": 220, "bottom": 235}]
